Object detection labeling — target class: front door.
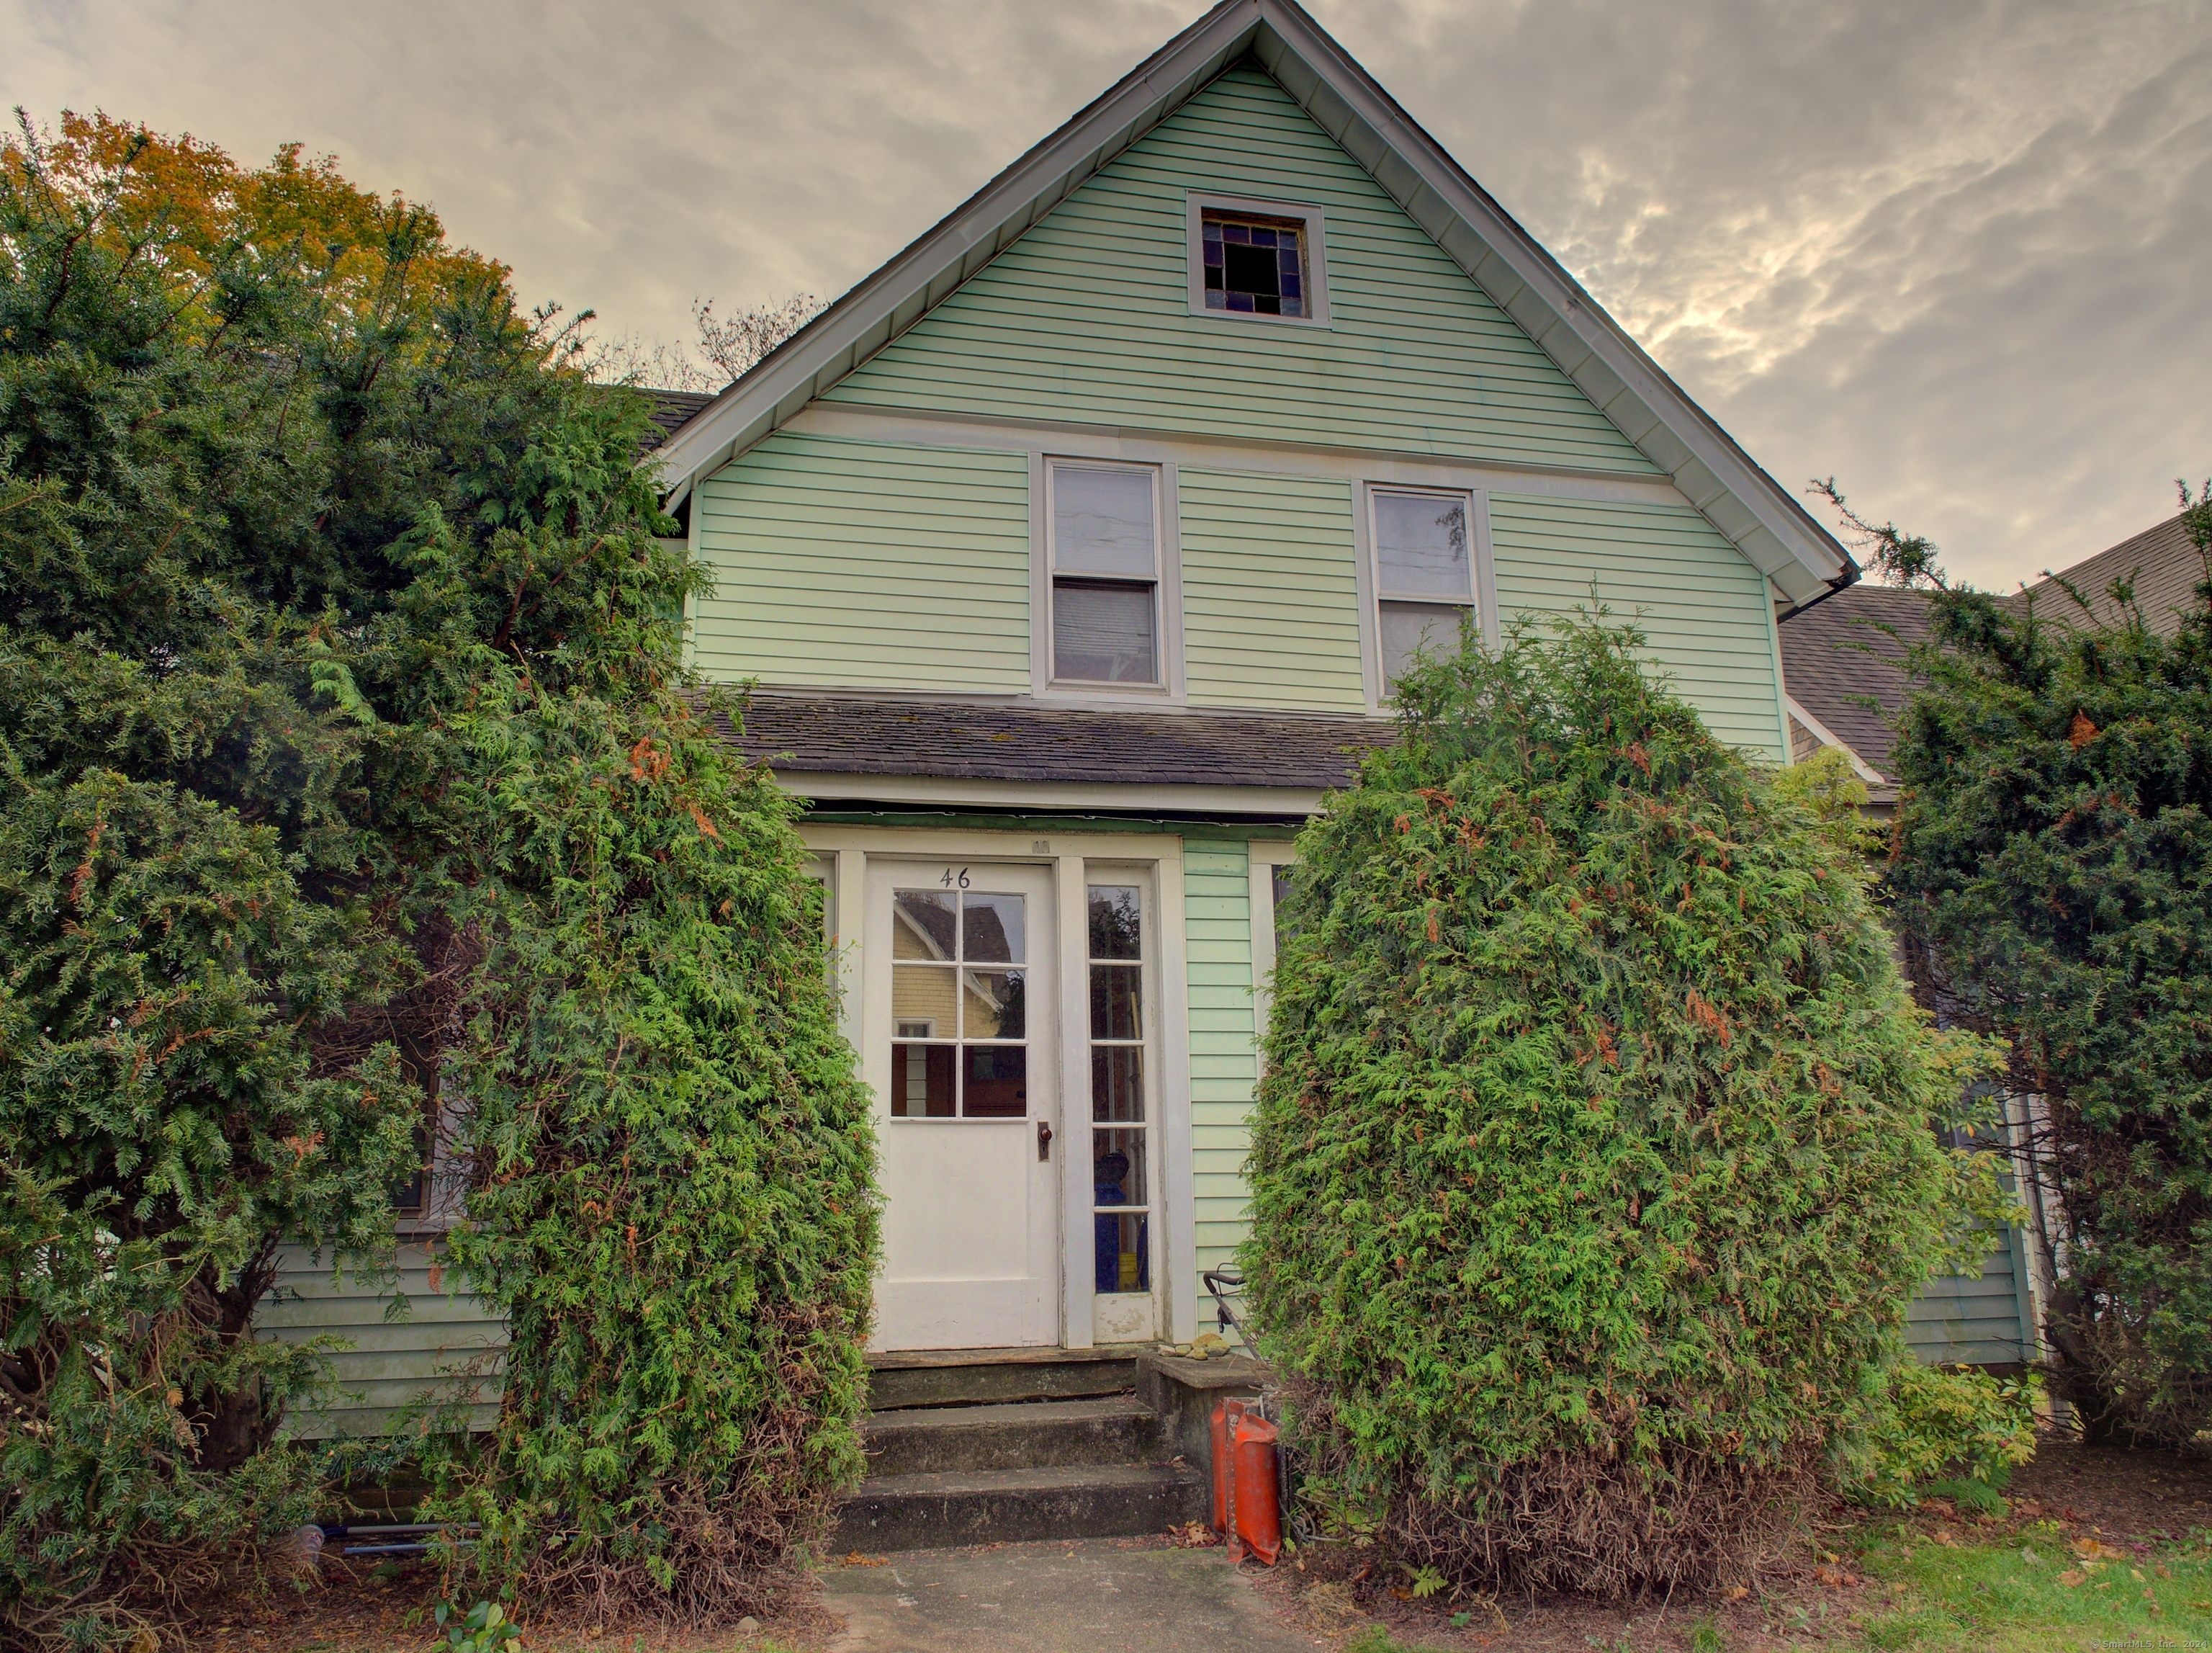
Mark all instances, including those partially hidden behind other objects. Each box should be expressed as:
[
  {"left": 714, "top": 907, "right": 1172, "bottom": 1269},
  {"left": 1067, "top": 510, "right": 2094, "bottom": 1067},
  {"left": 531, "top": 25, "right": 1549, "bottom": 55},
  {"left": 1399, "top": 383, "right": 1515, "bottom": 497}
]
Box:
[{"left": 866, "top": 861, "right": 1060, "bottom": 1349}]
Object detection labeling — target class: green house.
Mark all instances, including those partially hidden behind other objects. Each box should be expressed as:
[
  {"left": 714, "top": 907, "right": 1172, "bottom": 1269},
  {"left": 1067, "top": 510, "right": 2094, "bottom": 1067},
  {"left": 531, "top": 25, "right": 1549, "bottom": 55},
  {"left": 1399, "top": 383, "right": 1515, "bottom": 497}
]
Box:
[{"left": 264, "top": 0, "right": 1917, "bottom": 1430}]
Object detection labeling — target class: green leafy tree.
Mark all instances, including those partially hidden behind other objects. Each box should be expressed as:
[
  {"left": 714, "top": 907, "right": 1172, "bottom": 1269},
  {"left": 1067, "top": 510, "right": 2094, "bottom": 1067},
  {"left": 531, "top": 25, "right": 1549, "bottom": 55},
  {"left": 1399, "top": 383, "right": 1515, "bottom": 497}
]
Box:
[
  {"left": 1, "top": 111, "right": 871, "bottom": 1647},
  {"left": 1243, "top": 615, "right": 1996, "bottom": 1595},
  {"left": 1874, "top": 484, "right": 2212, "bottom": 1445}
]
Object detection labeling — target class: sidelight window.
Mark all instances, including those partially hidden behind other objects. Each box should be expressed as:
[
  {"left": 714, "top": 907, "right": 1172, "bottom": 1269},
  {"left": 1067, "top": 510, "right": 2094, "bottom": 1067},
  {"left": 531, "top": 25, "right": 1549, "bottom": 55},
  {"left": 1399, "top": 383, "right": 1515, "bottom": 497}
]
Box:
[{"left": 1087, "top": 884, "right": 1151, "bottom": 1294}]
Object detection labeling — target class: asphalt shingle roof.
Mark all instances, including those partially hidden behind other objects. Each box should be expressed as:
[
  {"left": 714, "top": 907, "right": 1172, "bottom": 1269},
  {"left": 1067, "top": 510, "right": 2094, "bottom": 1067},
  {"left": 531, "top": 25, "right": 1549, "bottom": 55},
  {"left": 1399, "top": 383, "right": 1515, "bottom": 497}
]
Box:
[
  {"left": 1778, "top": 584, "right": 1933, "bottom": 781},
  {"left": 717, "top": 696, "right": 1395, "bottom": 791},
  {"left": 637, "top": 388, "right": 716, "bottom": 454},
  {"left": 2021, "top": 509, "right": 2207, "bottom": 634}
]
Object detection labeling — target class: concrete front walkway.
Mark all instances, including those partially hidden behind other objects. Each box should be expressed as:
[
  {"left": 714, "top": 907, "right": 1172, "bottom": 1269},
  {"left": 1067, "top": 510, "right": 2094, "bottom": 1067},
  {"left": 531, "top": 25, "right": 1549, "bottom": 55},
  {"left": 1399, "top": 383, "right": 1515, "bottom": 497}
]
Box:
[{"left": 822, "top": 1538, "right": 1324, "bottom": 1653}]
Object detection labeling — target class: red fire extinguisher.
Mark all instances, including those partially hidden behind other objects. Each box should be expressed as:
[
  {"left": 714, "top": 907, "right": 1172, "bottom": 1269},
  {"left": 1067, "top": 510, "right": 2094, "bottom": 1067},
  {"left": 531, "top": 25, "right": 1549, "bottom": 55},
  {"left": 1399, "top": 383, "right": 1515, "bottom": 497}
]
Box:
[{"left": 1210, "top": 1398, "right": 1282, "bottom": 1564}]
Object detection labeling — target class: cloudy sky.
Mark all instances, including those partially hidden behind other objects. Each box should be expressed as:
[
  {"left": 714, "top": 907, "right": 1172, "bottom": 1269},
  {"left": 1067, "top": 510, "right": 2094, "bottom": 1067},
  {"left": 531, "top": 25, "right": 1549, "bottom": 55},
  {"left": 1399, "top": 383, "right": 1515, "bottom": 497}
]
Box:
[{"left": 9, "top": 0, "right": 2209, "bottom": 589}]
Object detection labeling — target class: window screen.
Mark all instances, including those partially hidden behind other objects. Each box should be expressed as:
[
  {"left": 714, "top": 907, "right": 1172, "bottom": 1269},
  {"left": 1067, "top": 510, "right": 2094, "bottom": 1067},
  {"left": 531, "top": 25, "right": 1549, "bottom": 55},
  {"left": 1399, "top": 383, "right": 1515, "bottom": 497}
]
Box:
[
  {"left": 1051, "top": 465, "right": 1159, "bottom": 684},
  {"left": 1373, "top": 490, "right": 1475, "bottom": 689}
]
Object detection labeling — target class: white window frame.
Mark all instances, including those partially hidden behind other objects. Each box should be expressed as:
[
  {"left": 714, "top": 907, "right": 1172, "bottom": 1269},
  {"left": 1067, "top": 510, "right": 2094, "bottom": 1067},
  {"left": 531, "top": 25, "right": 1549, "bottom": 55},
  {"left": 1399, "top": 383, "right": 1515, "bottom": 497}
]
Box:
[
  {"left": 1043, "top": 457, "right": 1172, "bottom": 695},
  {"left": 1184, "top": 192, "right": 1332, "bottom": 328},
  {"left": 1366, "top": 483, "right": 1495, "bottom": 704}
]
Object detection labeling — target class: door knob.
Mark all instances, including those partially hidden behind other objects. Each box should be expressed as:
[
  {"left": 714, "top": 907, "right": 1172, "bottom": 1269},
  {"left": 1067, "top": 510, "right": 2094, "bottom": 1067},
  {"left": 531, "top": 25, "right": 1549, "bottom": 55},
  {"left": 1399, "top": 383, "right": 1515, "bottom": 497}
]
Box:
[{"left": 1038, "top": 1120, "right": 1053, "bottom": 1162}]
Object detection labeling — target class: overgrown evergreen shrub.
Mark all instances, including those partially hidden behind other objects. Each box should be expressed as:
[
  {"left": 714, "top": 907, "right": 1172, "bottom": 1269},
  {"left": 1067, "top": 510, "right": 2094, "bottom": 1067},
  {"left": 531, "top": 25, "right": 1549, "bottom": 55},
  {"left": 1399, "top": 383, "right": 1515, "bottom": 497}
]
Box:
[
  {"left": 1874, "top": 490, "right": 2212, "bottom": 1446},
  {"left": 0, "top": 114, "right": 871, "bottom": 1647},
  {"left": 1244, "top": 617, "right": 1999, "bottom": 1595}
]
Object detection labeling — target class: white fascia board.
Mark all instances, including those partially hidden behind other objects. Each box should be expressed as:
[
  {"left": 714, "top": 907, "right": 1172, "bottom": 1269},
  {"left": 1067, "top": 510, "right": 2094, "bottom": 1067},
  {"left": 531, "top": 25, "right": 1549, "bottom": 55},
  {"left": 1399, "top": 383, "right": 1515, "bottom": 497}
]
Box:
[
  {"left": 775, "top": 768, "right": 1326, "bottom": 819},
  {"left": 1783, "top": 694, "right": 1886, "bottom": 785},
  {"left": 649, "top": 0, "right": 1854, "bottom": 606}
]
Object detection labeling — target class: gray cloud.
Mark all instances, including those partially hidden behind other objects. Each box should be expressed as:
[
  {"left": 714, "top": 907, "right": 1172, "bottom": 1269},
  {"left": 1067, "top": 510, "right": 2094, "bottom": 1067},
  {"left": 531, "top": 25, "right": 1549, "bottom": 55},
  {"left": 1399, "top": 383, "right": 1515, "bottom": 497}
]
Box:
[{"left": 7, "top": 0, "right": 2208, "bottom": 588}]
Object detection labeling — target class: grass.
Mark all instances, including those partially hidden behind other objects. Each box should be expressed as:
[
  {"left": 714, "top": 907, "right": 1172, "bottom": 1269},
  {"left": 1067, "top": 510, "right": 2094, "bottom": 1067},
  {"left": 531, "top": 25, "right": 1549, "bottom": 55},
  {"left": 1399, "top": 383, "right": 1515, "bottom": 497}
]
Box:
[{"left": 1847, "top": 1515, "right": 2212, "bottom": 1651}]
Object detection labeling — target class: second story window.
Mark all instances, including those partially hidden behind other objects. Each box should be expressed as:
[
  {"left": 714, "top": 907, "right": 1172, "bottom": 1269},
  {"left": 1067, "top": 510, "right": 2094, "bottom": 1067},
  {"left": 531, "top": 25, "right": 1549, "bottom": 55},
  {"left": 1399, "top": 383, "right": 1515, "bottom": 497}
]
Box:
[
  {"left": 1049, "top": 462, "right": 1160, "bottom": 686},
  {"left": 1373, "top": 488, "right": 1475, "bottom": 691}
]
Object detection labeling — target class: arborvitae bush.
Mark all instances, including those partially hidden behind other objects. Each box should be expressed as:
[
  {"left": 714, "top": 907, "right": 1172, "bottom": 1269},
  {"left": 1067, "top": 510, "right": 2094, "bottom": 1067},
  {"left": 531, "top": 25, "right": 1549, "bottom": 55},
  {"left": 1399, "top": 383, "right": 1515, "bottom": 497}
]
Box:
[
  {"left": 1, "top": 114, "right": 872, "bottom": 1645},
  {"left": 1244, "top": 617, "right": 1995, "bottom": 1595}
]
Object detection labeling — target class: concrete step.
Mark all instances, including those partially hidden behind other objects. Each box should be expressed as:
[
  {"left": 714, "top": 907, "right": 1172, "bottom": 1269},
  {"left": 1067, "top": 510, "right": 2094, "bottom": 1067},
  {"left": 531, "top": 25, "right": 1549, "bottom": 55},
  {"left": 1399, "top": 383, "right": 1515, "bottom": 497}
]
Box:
[
  {"left": 865, "top": 1345, "right": 1143, "bottom": 1409},
  {"left": 861, "top": 1396, "right": 1165, "bottom": 1477},
  {"left": 832, "top": 1461, "right": 1208, "bottom": 1553}
]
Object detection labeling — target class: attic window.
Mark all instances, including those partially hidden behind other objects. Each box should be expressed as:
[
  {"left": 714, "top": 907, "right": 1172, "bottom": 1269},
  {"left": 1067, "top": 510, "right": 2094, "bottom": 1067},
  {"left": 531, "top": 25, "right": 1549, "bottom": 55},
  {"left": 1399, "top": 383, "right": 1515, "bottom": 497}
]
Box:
[
  {"left": 1202, "top": 213, "right": 1306, "bottom": 315},
  {"left": 1185, "top": 194, "right": 1329, "bottom": 326}
]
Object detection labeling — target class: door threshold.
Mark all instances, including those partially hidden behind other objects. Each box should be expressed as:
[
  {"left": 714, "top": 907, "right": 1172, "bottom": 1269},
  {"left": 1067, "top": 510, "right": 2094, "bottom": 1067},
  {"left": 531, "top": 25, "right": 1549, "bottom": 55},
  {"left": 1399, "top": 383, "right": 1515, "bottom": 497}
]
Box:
[{"left": 866, "top": 1344, "right": 1154, "bottom": 1371}]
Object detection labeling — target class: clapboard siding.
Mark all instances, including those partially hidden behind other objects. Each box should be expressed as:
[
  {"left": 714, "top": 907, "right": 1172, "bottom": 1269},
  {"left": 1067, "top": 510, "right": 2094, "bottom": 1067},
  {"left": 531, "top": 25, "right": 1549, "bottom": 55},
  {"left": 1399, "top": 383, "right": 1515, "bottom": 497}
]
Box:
[
  {"left": 824, "top": 68, "right": 1655, "bottom": 475},
  {"left": 691, "top": 433, "right": 1030, "bottom": 691},
  {"left": 1177, "top": 470, "right": 1365, "bottom": 710},
  {"left": 258, "top": 1241, "right": 504, "bottom": 1438},
  {"left": 1907, "top": 1228, "right": 2038, "bottom": 1368},
  {"left": 1488, "top": 491, "right": 1790, "bottom": 760},
  {"left": 1184, "top": 838, "right": 1261, "bottom": 1327}
]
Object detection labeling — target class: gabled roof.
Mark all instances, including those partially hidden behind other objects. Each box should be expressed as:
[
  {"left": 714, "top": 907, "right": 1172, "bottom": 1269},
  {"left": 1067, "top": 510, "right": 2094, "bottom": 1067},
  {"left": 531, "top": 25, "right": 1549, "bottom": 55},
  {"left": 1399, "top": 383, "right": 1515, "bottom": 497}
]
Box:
[
  {"left": 646, "top": 0, "right": 1856, "bottom": 607},
  {"left": 637, "top": 388, "right": 715, "bottom": 453}
]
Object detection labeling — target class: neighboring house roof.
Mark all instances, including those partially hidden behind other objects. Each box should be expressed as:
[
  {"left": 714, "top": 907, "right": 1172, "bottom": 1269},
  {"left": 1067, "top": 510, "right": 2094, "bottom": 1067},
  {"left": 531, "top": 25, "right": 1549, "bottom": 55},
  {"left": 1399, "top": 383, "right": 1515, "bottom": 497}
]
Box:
[
  {"left": 1779, "top": 507, "right": 2208, "bottom": 796},
  {"left": 2020, "top": 508, "right": 2207, "bottom": 635},
  {"left": 1777, "top": 585, "right": 1933, "bottom": 799},
  {"left": 637, "top": 388, "right": 716, "bottom": 453},
  {"left": 642, "top": 0, "right": 1856, "bottom": 607},
  {"left": 718, "top": 695, "right": 1391, "bottom": 792}
]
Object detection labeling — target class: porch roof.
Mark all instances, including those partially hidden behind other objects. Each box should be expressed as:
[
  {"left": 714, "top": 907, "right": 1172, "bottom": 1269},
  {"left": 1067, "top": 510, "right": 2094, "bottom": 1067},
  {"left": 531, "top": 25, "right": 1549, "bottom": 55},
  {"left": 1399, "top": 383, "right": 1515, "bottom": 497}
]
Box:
[{"left": 715, "top": 695, "right": 1393, "bottom": 791}]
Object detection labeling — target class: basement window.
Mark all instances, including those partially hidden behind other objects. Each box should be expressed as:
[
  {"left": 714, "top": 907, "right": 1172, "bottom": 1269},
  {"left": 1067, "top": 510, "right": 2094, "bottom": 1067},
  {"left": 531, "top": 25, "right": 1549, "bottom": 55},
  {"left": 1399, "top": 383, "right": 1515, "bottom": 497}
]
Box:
[{"left": 1185, "top": 194, "right": 1330, "bottom": 326}]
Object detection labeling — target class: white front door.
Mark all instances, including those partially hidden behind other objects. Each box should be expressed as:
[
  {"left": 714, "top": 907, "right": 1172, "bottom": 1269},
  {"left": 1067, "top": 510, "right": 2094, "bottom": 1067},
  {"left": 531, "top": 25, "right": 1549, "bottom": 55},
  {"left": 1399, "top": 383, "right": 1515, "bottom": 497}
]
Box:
[{"left": 866, "top": 861, "right": 1060, "bottom": 1350}]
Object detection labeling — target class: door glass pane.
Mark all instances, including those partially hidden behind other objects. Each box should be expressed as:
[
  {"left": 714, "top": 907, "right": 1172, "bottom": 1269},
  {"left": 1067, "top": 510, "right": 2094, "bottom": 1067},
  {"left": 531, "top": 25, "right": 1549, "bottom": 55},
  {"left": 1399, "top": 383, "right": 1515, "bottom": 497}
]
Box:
[
  {"left": 1375, "top": 493, "right": 1471, "bottom": 599},
  {"left": 892, "top": 964, "right": 955, "bottom": 1034},
  {"left": 1380, "top": 600, "right": 1470, "bottom": 687},
  {"left": 1053, "top": 466, "right": 1155, "bottom": 577},
  {"left": 962, "top": 1045, "right": 1028, "bottom": 1118},
  {"left": 1090, "top": 963, "right": 1141, "bottom": 1040},
  {"left": 1095, "top": 1210, "right": 1150, "bottom": 1293},
  {"left": 893, "top": 890, "right": 957, "bottom": 959},
  {"left": 1053, "top": 581, "right": 1157, "bottom": 684},
  {"left": 891, "top": 1041, "right": 955, "bottom": 1118},
  {"left": 963, "top": 894, "right": 1025, "bottom": 962},
  {"left": 1088, "top": 887, "right": 1141, "bottom": 960},
  {"left": 962, "top": 969, "right": 1026, "bottom": 1040},
  {"left": 1092, "top": 1129, "right": 1148, "bottom": 1206},
  {"left": 1092, "top": 1047, "right": 1144, "bottom": 1122}
]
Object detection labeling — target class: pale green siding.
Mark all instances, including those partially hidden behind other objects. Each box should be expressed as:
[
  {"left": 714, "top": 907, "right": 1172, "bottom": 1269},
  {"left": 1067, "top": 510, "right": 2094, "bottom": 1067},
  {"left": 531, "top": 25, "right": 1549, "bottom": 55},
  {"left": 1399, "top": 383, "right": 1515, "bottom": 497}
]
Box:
[
  {"left": 825, "top": 68, "right": 1655, "bottom": 476},
  {"left": 691, "top": 432, "right": 1030, "bottom": 691},
  {"left": 1908, "top": 1227, "right": 2038, "bottom": 1368},
  {"left": 1489, "top": 492, "right": 1789, "bottom": 760},
  {"left": 259, "top": 1242, "right": 503, "bottom": 1439},
  {"left": 1184, "top": 837, "right": 1261, "bottom": 1328},
  {"left": 1178, "top": 470, "right": 1364, "bottom": 710}
]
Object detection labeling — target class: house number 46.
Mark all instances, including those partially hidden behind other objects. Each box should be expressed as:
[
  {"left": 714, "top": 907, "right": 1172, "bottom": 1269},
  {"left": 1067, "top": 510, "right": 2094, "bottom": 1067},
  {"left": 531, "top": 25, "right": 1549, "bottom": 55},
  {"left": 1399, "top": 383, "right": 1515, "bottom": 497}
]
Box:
[{"left": 939, "top": 867, "right": 971, "bottom": 890}]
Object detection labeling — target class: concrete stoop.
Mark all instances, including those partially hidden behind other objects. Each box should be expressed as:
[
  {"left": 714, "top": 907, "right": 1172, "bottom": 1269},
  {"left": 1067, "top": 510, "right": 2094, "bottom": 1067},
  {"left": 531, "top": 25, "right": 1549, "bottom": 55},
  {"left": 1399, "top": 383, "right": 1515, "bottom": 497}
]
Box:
[{"left": 832, "top": 1346, "right": 1262, "bottom": 1552}]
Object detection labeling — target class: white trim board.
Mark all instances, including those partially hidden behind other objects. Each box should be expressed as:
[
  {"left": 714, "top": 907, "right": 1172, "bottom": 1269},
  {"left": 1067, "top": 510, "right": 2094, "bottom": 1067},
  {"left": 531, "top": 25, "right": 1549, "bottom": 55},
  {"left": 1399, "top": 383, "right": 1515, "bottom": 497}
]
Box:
[
  {"left": 645, "top": 0, "right": 1856, "bottom": 607},
  {"left": 1783, "top": 694, "right": 1887, "bottom": 785},
  {"left": 781, "top": 403, "right": 1699, "bottom": 509}
]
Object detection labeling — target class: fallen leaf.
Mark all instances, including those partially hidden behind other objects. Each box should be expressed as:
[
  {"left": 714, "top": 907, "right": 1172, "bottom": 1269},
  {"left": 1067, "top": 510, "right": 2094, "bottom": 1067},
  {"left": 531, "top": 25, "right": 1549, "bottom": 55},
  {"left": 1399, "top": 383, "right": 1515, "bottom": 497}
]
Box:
[
  {"left": 2058, "top": 1569, "right": 2087, "bottom": 1587},
  {"left": 1930, "top": 1528, "right": 1956, "bottom": 1547},
  {"left": 1721, "top": 1585, "right": 1748, "bottom": 1601},
  {"left": 2074, "top": 1536, "right": 2126, "bottom": 1561}
]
